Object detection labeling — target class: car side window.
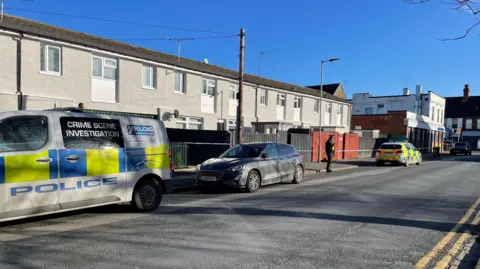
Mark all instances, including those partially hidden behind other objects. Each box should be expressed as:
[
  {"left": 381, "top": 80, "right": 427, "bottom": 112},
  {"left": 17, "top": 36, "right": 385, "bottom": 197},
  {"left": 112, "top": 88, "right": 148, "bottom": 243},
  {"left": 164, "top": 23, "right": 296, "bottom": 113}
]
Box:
[
  {"left": 264, "top": 145, "right": 279, "bottom": 158},
  {"left": 276, "top": 144, "right": 296, "bottom": 157},
  {"left": 0, "top": 116, "right": 48, "bottom": 153},
  {"left": 404, "top": 144, "right": 411, "bottom": 151}
]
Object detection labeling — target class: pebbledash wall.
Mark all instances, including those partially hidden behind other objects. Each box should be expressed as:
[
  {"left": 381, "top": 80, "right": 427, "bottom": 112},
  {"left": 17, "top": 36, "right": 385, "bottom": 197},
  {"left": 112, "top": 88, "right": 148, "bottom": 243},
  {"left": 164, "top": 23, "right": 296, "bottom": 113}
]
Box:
[{"left": 0, "top": 16, "right": 351, "bottom": 133}]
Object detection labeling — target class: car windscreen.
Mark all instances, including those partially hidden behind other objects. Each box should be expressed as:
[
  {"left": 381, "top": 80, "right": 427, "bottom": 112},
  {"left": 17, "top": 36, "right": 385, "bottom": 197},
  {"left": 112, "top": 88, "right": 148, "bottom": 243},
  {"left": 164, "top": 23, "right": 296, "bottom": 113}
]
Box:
[
  {"left": 379, "top": 144, "right": 402, "bottom": 150},
  {"left": 220, "top": 144, "right": 265, "bottom": 158}
]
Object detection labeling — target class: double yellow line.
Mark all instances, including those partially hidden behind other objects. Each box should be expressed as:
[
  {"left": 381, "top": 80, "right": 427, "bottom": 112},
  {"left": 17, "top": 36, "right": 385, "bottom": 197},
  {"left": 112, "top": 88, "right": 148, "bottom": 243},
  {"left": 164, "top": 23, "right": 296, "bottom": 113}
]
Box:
[{"left": 414, "top": 197, "right": 480, "bottom": 269}]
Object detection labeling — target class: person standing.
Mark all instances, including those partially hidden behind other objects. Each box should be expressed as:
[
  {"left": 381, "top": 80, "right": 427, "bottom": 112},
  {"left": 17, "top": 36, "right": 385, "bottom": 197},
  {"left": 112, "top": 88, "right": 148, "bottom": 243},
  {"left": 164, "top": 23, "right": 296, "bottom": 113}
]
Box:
[{"left": 325, "top": 135, "right": 335, "bottom": 172}]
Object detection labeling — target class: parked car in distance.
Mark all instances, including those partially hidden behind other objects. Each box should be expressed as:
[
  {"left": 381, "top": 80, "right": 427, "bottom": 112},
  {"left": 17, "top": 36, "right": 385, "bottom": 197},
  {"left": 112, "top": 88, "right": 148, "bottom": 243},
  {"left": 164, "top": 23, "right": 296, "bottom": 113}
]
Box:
[
  {"left": 450, "top": 142, "right": 472, "bottom": 156},
  {"left": 196, "top": 142, "right": 304, "bottom": 193}
]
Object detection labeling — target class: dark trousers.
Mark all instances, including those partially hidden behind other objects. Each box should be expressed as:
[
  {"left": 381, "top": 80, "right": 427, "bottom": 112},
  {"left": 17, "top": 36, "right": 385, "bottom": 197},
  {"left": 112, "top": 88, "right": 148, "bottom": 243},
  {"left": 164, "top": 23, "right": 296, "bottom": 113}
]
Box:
[{"left": 326, "top": 152, "right": 333, "bottom": 171}]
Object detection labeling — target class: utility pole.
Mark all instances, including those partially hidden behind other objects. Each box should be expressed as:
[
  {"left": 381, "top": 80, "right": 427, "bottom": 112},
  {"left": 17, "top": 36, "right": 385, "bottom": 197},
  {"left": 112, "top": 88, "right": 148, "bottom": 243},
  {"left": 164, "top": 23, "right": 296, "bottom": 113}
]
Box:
[{"left": 235, "top": 28, "right": 245, "bottom": 145}]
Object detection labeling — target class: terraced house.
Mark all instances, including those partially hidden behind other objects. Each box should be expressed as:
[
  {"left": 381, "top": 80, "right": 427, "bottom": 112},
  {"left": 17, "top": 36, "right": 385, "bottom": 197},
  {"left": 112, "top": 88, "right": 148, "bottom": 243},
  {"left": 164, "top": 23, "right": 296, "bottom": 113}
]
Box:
[{"left": 0, "top": 15, "right": 352, "bottom": 133}]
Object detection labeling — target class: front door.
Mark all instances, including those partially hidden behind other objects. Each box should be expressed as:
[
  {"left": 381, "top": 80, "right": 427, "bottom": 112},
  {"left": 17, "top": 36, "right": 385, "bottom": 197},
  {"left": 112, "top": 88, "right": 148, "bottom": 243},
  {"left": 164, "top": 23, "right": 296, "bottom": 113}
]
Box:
[
  {"left": 259, "top": 144, "right": 281, "bottom": 185},
  {"left": 0, "top": 113, "right": 60, "bottom": 217},
  {"left": 54, "top": 115, "right": 127, "bottom": 209}
]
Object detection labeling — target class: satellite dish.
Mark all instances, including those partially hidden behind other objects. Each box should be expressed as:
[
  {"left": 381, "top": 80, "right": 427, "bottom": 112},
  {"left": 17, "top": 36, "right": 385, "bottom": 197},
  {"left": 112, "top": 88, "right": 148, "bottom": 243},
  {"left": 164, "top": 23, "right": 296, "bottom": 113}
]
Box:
[
  {"left": 173, "top": 109, "right": 180, "bottom": 118},
  {"left": 204, "top": 58, "right": 209, "bottom": 64}
]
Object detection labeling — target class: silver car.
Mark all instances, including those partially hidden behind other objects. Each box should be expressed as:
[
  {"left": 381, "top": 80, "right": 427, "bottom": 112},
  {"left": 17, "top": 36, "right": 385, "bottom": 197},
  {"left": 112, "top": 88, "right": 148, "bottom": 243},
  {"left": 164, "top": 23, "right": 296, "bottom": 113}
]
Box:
[{"left": 196, "top": 142, "right": 305, "bottom": 192}]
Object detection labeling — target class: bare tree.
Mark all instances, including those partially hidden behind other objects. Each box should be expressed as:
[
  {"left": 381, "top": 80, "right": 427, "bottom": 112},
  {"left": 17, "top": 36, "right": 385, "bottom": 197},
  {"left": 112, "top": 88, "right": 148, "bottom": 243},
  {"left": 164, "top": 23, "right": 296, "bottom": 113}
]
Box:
[{"left": 402, "top": 0, "right": 480, "bottom": 40}]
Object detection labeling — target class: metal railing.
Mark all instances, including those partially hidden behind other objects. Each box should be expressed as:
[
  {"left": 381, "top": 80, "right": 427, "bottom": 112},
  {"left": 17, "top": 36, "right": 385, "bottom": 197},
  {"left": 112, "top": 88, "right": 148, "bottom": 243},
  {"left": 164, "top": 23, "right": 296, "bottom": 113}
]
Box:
[{"left": 170, "top": 142, "right": 189, "bottom": 169}]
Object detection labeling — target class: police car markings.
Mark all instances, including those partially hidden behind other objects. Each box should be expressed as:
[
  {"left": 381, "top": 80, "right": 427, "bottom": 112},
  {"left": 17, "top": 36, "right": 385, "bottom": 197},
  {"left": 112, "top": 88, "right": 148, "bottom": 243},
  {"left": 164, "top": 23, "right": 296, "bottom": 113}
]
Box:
[{"left": 0, "top": 167, "right": 401, "bottom": 242}]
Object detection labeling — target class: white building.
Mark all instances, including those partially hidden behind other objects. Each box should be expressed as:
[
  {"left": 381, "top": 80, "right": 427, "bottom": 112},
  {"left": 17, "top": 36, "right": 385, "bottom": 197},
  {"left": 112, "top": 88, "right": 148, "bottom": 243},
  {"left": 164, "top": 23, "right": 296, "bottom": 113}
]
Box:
[{"left": 0, "top": 15, "right": 351, "bottom": 133}]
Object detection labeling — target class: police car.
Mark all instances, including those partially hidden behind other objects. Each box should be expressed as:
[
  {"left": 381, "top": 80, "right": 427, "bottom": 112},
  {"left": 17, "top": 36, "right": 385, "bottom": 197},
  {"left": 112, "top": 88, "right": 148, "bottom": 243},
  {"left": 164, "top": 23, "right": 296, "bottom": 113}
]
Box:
[
  {"left": 0, "top": 108, "right": 173, "bottom": 222},
  {"left": 375, "top": 141, "right": 422, "bottom": 167}
]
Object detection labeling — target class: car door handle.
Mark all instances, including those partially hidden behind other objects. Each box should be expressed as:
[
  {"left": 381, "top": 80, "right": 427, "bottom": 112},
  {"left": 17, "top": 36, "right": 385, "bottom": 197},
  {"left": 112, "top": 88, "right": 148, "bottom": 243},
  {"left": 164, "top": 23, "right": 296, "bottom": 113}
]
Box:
[
  {"left": 36, "top": 157, "right": 53, "bottom": 163},
  {"left": 65, "top": 155, "right": 81, "bottom": 162}
]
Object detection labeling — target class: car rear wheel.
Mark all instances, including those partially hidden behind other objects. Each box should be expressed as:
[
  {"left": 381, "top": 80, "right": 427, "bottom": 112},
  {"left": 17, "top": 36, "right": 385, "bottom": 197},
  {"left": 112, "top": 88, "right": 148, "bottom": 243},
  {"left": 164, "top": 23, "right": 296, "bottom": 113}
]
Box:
[
  {"left": 245, "top": 170, "right": 261, "bottom": 193},
  {"left": 292, "top": 165, "right": 304, "bottom": 184},
  {"left": 132, "top": 178, "right": 163, "bottom": 212}
]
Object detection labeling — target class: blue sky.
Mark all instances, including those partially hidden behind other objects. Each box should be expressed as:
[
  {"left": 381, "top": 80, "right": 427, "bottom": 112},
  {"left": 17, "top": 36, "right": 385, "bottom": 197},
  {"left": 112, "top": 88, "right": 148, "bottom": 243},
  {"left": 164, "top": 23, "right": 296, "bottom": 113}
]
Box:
[{"left": 5, "top": 0, "right": 480, "bottom": 98}]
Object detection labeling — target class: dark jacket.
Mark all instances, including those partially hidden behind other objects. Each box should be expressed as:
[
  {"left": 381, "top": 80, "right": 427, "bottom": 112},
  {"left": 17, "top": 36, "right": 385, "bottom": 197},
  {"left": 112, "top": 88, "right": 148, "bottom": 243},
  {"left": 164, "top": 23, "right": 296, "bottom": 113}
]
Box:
[{"left": 325, "top": 139, "right": 335, "bottom": 154}]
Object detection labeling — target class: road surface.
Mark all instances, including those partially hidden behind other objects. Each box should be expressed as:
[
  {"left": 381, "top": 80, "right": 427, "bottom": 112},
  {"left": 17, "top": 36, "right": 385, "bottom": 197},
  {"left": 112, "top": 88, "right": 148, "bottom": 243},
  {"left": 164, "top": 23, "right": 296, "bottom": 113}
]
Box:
[{"left": 0, "top": 154, "right": 479, "bottom": 269}]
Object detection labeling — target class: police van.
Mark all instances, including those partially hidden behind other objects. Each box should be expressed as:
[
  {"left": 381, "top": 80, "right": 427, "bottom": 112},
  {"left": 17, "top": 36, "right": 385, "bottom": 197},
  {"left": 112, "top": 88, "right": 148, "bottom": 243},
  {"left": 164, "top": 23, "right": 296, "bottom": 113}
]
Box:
[{"left": 0, "top": 108, "right": 173, "bottom": 222}]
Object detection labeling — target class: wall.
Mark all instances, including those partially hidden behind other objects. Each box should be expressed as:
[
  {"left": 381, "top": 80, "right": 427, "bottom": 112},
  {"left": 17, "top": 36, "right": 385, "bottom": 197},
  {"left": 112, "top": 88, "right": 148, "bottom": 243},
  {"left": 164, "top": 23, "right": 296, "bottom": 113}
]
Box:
[
  {"left": 0, "top": 31, "right": 352, "bottom": 132},
  {"left": 351, "top": 111, "right": 407, "bottom": 136},
  {"left": 352, "top": 94, "right": 415, "bottom": 115}
]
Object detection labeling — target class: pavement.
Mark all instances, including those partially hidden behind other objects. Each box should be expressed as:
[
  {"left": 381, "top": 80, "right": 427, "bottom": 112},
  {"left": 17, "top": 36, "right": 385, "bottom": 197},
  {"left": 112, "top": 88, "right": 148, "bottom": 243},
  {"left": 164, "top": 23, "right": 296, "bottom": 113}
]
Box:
[{"left": 0, "top": 153, "right": 480, "bottom": 268}]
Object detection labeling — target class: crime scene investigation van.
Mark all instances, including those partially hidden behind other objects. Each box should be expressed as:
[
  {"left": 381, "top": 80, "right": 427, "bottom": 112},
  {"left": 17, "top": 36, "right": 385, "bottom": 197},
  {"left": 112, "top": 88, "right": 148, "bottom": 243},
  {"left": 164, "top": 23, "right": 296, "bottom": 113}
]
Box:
[{"left": 0, "top": 108, "right": 173, "bottom": 222}]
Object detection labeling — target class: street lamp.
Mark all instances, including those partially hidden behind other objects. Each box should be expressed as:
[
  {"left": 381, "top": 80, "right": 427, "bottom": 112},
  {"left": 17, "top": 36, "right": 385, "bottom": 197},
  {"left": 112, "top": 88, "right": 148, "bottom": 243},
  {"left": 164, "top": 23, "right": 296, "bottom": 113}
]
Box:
[{"left": 318, "top": 57, "right": 340, "bottom": 162}]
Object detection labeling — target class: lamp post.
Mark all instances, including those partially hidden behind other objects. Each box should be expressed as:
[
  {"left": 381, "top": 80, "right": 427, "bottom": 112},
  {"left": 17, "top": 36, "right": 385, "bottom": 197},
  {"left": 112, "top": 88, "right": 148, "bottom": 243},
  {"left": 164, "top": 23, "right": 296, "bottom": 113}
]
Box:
[{"left": 318, "top": 57, "right": 340, "bottom": 162}]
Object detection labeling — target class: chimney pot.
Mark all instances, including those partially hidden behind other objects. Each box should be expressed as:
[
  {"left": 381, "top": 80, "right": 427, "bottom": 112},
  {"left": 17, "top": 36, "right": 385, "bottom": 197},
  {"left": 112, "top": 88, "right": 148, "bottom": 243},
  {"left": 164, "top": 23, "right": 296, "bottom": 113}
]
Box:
[{"left": 463, "top": 84, "right": 470, "bottom": 102}]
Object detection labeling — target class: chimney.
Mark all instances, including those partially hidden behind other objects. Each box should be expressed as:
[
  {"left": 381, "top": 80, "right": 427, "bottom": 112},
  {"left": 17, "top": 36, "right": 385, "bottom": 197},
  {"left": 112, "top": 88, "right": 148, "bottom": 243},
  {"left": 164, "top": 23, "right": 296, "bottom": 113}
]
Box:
[
  {"left": 463, "top": 84, "right": 470, "bottom": 102},
  {"left": 403, "top": 88, "right": 410, "bottom": 95}
]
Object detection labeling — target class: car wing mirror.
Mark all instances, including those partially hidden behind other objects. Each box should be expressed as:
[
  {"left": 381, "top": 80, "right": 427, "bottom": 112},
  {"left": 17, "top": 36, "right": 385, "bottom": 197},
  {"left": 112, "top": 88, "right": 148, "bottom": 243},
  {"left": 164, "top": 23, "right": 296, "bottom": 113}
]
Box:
[{"left": 261, "top": 153, "right": 269, "bottom": 159}]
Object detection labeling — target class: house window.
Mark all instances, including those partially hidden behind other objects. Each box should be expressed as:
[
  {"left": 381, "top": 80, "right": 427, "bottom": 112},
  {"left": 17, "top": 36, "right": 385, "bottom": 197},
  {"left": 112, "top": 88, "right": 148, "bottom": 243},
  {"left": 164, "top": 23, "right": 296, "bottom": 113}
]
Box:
[
  {"left": 40, "top": 44, "right": 61, "bottom": 74},
  {"left": 365, "top": 108, "right": 373, "bottom": 114},
  {"left": 277, "top": 94, "right": 286, "bottom": 106},
  {"left": 337, "top": 105, "right": 343, "bottom": 126},
  {"left": 314, "top": 100, "right": 319, "bottom": 113},
  {"left": 466, "top": 119, "right": 473, "bottom": 129},
  {"left": 437, "top": 108, "right": 440, "bottom": 123},
  {"left": 142, "top": 65, "right": 155, "bottom": 89},
  {"left": 325, "top": 103, "right": 332, "bottom": 125},
  {"left": 431, "top": 107, "right": 435, "bottom": 121},
  {"left": 176, "top": 117, "right": 203, "bottom": 130},
  {"left": 260, "top": 89, "right": 268, "bottom": 105},
  {"left": 477, "top": 119, "right": 480, "bottom": 130},
  {"left": 377, "top": 104, "right": 384, "bottom": 108},
  {"left": 202, "top": 79, "right": 216, "bottom": 96},
  {"left": 92, "top": 56, "right": 117, "bottom": 80},
  {"left": 174, "top": 72, "right": 185, "bottom": 93},
  {"left": 229, "top": 84, "right": 239, "bottom": 99},
  {"left": 294, "top": 97, "right": 302, "bottom": 109}
]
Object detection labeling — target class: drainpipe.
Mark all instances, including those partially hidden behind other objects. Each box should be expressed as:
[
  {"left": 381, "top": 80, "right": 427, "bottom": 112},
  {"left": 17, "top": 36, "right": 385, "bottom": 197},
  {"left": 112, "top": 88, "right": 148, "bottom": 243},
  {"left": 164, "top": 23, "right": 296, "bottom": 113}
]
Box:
[
  {"left": 254, "top": 84, "right": 259, "bottom": 122},
  {"left": 13, "top": 33, "right": 24, "bottom": 110}
]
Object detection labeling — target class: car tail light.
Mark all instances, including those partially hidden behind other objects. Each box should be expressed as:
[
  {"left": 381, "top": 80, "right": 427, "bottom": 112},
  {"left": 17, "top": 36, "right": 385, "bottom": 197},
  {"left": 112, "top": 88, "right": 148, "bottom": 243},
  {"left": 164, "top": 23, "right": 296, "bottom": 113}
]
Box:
[
  {"left": 168, "top": 149, "right": 173, "bottom": 170},
  {"left": 395, "top": 150, "right": 403, "bottom": 155}
]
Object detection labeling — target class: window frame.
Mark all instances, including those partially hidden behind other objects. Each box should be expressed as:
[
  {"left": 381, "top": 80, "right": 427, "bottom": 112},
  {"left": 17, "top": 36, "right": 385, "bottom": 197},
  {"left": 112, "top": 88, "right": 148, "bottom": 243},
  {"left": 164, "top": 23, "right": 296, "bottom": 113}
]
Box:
[
  {"left": 173, "top": 71, "right": 186, "bottom": 94},
  {"left": 229, "top": 84, "right": 239, "bottom": 100},
  {"left": 325, "top": 103, "right": 332, "bottom": 125},
  {"left": 337, "top": 105, "right": 344, "bottom": 126},
  {"left": 314, "top": 100, "right": 319, "bottom": 113},
  {"left": 202, "top": 79, "right": 216, "bottom": 96},
  {"left": 477, "top": 119, "right": 480, "bottom": 130},
  {"left": 176, "top": 116, "right": 203, "bottom": 130},
  {"left": 0, "top": 115, "right": 49, "bottom": 153},
  {"left": 142, "top": 65, "right": 156, "bottom": 89},
  {"left": 293, "top": 97, "right": 302, "bottom": 109},
  {"left": 276, "top": 94, "right": 286, "bottom": 107},
  {"left": 466, "top": 119, "right": 473, "bottom": 130},
  {"left": 92, "top": 55, "right": 117, "bottom": 80},
  {"left": 260, "top": 89, "right": 268, "bottom": 106},
  {"left": 40, "top": 44, "right": 62, "bottom": 75}
]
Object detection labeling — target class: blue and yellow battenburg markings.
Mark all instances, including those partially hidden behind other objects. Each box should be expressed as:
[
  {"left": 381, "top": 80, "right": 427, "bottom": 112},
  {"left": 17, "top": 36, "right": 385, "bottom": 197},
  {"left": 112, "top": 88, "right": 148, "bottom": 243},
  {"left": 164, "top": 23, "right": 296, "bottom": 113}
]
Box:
[{"left": 0, "top": 145, "right": 169, "bottom": 184}]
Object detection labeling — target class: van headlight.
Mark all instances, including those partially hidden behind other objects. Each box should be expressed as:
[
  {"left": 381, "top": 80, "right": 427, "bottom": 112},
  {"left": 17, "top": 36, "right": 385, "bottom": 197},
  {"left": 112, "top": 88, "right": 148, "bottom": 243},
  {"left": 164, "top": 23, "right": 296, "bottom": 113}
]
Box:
[{"left": 229, "top": 164, "right": 245, "bottom": 172}]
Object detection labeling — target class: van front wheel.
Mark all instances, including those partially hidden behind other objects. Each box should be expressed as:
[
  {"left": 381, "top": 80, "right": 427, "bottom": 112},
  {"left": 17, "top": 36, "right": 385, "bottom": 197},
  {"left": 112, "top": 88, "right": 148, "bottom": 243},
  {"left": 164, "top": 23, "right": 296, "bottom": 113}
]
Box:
[{"left": 132, "top": 178, "right": 163, "bottom": 212}]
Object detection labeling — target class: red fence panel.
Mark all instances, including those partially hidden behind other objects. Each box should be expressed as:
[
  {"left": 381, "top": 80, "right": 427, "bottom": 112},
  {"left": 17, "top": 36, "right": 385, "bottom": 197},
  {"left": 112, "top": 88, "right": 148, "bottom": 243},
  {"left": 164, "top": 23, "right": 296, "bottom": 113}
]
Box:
[
  {"left": 343, "top": 133, "right": 360, "bottom": 159},
  {"left": 312, "top": 132, "right": 341, "bottom": 162}
]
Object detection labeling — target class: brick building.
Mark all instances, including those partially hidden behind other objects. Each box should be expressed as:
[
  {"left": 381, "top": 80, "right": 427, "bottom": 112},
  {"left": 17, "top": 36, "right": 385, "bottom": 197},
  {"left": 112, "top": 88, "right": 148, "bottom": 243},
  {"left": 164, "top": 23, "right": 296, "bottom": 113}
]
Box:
[
  {"left": 445, "top": 84, "right": 480, "bottom": 149},
  {"left": 352, "top": 110, "right": 445, "bottom": 152}
]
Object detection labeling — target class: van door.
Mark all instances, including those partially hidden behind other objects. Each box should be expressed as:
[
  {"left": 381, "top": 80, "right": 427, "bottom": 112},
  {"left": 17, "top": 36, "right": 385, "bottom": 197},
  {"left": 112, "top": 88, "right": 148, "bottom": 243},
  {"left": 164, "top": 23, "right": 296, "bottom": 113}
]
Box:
[
  {"left": 54, "top": 114, "right": 127, "bottom": 209},
  {"left": 0, "top": 112, "right": 60, "bottom": 218}
]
